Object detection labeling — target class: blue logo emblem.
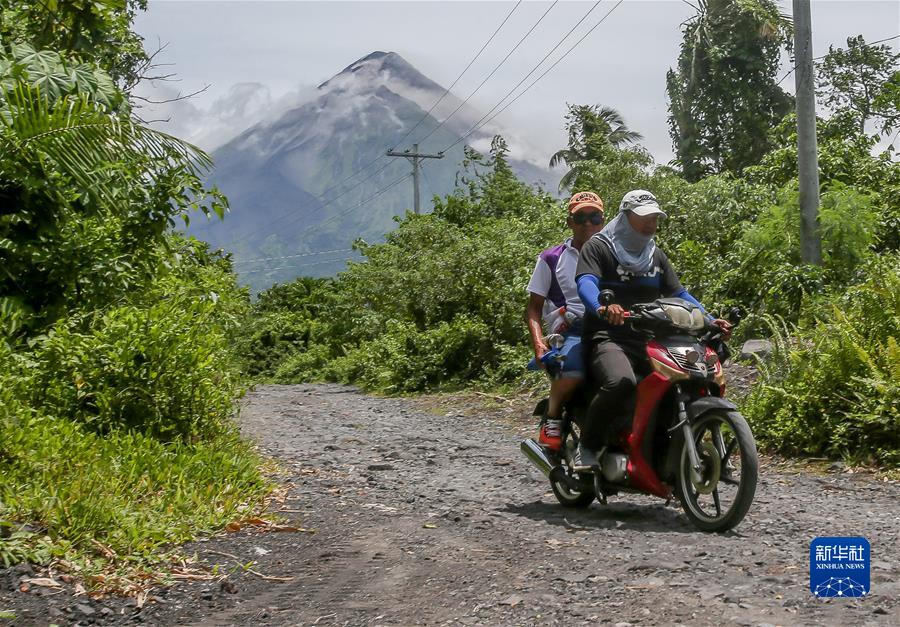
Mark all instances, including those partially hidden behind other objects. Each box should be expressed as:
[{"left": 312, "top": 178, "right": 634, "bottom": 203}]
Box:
[{"left": 810, "top": 537, "right": 870, "bottom": 597}]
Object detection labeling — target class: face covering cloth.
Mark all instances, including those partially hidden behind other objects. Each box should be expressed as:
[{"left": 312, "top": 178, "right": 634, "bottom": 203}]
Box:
[{"left": 597, "top": 212, "right": 656, "bottom": 275}]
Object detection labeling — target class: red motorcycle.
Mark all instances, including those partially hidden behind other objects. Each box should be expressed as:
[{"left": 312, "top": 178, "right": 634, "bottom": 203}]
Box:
[{"left": 521, "top": 293, "right": 757, "bottom": 532}]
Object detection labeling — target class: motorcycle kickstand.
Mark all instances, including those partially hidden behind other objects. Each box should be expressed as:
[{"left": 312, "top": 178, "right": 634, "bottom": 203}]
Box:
[{"left": 593, "top": 469, "right": 607, "bottom": 505}]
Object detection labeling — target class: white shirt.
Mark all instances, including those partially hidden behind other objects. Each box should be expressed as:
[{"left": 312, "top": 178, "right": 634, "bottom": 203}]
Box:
[{"left": 526, "top": 237, "right": 584, "bottom": 332}]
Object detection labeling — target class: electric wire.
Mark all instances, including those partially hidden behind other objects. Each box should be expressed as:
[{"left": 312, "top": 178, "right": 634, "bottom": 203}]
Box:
[
  {"left": 414, "top": 0, "right": 560, "bottom": 146},
  {"left": 245, "top": 171, "right": 413, "bottom": 253},
  {"left": 776, "top": 33, "right": 900, "bottom": 86},
  {"left": 224, "top": 3, "right": 529, "bottom": 249},
  {"left": 240, "top": 254, "right": 356, "bottom": 275},
  {"left": 441, "top": 0, "right": 626, "bottom": 155},
  {"left": 233, "top": 248, "right": 356, "bottom": 265},
  {"left": 420, "top": 162, "right": 436, "bottom": 205},
  {"left": 389, "top": 1, "right": 523, "bottom": 151},
  {"left": 225, "top": 158, "right": 396, "bottom": 247},
  {"left": 240, "top": 174, "right": 412, "bottom": 274},
  {"left": 432, "top": 0, "right": 604, "bottom": 154}
]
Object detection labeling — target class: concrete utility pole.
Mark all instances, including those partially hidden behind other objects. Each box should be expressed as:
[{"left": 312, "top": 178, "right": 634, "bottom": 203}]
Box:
[
  {"left": 792, "top": 0, "right": 822, "bottom": 265},
  {"left": 386, "top": 143, "right": 444, "bottom": 214}
]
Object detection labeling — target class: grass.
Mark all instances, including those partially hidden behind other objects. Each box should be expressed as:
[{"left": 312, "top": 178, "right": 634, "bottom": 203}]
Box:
[{"left": 0, "top": 410, "right": 272, "bottom": 593}]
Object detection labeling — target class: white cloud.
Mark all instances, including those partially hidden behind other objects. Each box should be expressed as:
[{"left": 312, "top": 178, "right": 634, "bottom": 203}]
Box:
[{"left": 133, "top": 79, "right": 319, "bottom": 151}]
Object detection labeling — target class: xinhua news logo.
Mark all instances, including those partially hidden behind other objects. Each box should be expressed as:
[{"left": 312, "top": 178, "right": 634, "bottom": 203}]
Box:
[{"left": 809, "top": 537, "right": 870, "bottom": 598}]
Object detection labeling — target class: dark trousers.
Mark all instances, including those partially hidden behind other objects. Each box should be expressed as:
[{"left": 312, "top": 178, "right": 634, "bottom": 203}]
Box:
[{"left": 581, "top": 338, "right": 647, "bottom": 449}]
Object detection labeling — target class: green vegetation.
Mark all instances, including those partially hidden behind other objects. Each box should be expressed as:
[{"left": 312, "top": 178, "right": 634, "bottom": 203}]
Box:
[
  {"left": 666, "top": 0, "right": 793, "bottom": 181},
  {"left": 1, "top": 0, "right": 898, "bottom": 586},
  {"left": 744, "top": 256, "right": 900, "bottom": 466},
  {"left": 248, "top": 34, "right": 899, "bottom": 468},
  {"left": 0, "top": 3, "right": 268, "bottom": 581}
]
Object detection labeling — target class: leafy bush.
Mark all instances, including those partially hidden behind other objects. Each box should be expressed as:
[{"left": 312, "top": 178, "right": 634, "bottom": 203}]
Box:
[
  {"left": 743, "top": 255, "right": 900, "bottom": 466},
  {"left": 29, "top": 298, "right": 238, "bottom": 441},
  {"left": 322, "top": 315, "right": 493, "bottom": 393}
]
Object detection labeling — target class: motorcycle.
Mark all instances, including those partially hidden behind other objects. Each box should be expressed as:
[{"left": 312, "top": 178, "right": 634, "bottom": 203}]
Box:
[{"left": 521, "top": 291, "right": 758, "bottom": 532}]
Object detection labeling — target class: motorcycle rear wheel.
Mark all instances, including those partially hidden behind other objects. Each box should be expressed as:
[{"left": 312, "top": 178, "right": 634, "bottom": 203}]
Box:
[
  {"left": 676, "top": 410, "right": 758, "bottom": 532},
  {"left": 551, "top": 431, "right": 595, "bottom": 508}
]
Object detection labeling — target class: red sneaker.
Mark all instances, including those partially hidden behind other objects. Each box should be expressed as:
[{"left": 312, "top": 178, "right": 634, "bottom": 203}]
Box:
[{"left": 538, "top": 418, "right": 563, "bottom": 452}]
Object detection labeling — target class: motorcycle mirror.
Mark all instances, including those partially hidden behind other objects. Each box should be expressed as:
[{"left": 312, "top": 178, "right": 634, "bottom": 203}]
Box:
[
  {"left": 600, "top": 289, "right": 615, "bottom": 307},
  {"left": 727, "top": 306, "right": 743, "bottom": 325}
]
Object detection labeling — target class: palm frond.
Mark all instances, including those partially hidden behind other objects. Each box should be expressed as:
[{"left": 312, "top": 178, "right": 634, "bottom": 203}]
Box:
[
  {"left": 1, "top": 81, "right": 212, "bottom": 209},
  {"left": 549, "top": 149, "right": 576, "bottom": 169}
]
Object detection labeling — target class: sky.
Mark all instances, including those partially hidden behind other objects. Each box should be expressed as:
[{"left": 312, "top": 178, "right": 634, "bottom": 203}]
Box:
[{"left": 133, "top": 1, "right": 900, "bottom": 166}]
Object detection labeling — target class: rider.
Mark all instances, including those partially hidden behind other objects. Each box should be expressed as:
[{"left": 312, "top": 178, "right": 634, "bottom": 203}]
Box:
[
  {"left": 526, "top": 191, "right": 605, "bottom": 452},
  {"left": 573, "top": 189, "right": 732, "bottom": 469}
]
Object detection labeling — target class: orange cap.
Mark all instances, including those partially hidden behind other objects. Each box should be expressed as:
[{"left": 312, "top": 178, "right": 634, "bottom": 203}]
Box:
[{"left": 568, "top": 191, "right": 604, "bottom": 215}]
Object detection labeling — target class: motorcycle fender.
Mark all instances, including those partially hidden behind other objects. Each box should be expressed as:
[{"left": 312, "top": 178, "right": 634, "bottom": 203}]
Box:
[{"left": 686, "top": 397, "right": 737, "bottom": 421}]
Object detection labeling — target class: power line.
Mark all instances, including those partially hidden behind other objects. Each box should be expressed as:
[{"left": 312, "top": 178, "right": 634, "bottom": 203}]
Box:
[
  {"left": 225, "top": 158, "right": 397, "bottom": 248},
  {"left": 434, "top": 0, "right": 605, "bottom": 154},
  {"left": 253, "top": 171, "right": 413, "bottom": 249},
  {"left": 233, "top": 172, "right": 412, "bottom": 277},
  {"left": 776, "top": 33, "right": 900, "bottom": 86},
  {"left": 389, "top": 1, "right": 523, "bottom": 151},
  {"left": 240, "top": 254, "right": 355, "bottom": 275},
  {"left": 441, "top": 0, "right": 626, "bottom": 155},
  {"left": 420, "top": 162, "right": 436, "bottom": 204},
  {"left": 415, "top": 0, "right": 560, "bottom": 146},
  {"left": 223, "top": 5, "right": 530, "bottom": 250}
]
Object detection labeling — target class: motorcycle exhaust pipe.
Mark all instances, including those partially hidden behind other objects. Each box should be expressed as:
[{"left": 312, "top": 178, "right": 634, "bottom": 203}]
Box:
[{"left": 520, "top": 438, "right": 554, "bottom": 477}]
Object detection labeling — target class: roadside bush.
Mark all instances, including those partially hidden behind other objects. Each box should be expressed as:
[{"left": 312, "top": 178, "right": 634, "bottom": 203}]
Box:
[
  {"left": 743, "top": 254, "right": 900, "bottom": 466},
  {"left": 30, "top": 295, "right": 240, "bottom": 441},
  {"left": 323, "top": 315, "right": 493, "bottom": 393},
  {"left": 715, "top": 183, "right": 878, "bottom": 322}
]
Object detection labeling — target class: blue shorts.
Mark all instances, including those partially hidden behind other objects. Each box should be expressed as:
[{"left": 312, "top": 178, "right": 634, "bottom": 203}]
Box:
[{"left": 556, "top": 329, "right": 585, "bottom": 379}]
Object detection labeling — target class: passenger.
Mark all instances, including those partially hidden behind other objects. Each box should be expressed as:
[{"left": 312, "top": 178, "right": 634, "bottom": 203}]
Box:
[{"left": 525, "top": 191, "right": 605, "bottom": 452}]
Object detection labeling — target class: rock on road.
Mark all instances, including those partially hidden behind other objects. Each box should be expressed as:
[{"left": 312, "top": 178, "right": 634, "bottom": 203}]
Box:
[{"left": 5, "top": 384, "right": 900, "bottom": 626}]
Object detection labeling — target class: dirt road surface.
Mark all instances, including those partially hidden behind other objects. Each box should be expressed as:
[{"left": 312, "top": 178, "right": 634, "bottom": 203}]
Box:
[{"left": 3, "top": 383, "right": 899, "bottom": 626}]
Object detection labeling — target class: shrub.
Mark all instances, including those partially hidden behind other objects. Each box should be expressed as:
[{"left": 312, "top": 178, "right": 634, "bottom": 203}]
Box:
[
  {"left": 743, "top": 254, "right": 900, "bottom": 466},
  {"left": 29, "top": 296, "right": 240, "bottom": 442}
]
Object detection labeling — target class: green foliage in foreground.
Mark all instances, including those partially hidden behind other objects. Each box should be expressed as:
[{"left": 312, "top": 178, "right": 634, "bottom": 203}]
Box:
[
  {"left": 0, "top": 240, "right": 270, "bottom": 571},
  {"left": 743, "top": 255, "right": 900, "bottom": 466},
  {"left": 0, "top": 34, "right": 268, "bottom": 572},
  {"left": 0, "top": 407, "right": 266, "bottom": 568}
]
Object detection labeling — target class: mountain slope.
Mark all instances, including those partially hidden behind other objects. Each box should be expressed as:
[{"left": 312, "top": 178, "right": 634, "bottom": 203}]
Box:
[{"left": 189, "top": 51, "right": 557, "bottom": 291}]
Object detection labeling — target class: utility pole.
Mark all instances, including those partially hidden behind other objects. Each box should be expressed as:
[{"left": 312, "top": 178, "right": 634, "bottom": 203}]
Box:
[
  {"left": 386, "top": 143, "right": 444, "bottom": 214},
  {"left": 792, "top": 0, "right": 822, "bottom": 265}
]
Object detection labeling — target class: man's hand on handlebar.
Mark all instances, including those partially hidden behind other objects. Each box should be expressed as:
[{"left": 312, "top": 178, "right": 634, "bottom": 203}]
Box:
[
  {"left": 712, "top": 318, "right": 733, "bottom": 341},
  {"left": 601, "top": 303, "right": 627, "bottom": 326}
]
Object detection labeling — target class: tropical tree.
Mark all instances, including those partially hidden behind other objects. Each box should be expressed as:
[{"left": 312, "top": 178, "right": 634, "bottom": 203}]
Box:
[
  {"left": 816, "top": 35, "right": 900, "bottom": 136},
  {"left": 666, "top": 0, "right": 793, "bottom": 182},
  {"left": 549, "top": 104, "right": 643, "bottom": 192},
  {"left": 0, "top": 44, "right": 225, "bottom": 329},
  {"left": 0, "top": 0, "right": 149, "bottom": 87}
]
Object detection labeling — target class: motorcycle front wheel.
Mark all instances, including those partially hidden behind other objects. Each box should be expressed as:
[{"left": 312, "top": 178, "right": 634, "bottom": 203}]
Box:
[{"left": 676, "top": 410, "right": 758, "bottom": 532}]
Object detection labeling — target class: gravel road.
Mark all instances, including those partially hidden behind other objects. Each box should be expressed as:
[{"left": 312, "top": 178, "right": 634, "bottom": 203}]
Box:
[{"left": 3, "top": 383, "right": 899, "bottom": 626}]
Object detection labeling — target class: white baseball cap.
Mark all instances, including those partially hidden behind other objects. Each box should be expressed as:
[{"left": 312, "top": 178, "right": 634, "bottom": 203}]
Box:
[{"left": 620, "top": 189, "right": 666, "bottom": 217}]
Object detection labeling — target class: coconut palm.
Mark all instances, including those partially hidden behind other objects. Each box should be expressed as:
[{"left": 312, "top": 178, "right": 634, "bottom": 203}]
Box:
[{"left": 549, "top": 104, "right": 643, "bottom": 192}]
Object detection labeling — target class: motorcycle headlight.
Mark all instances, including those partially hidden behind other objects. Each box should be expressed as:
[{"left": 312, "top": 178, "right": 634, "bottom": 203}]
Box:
[{"left": 660, "top": 303, "right": 706, "bottom": 331}]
